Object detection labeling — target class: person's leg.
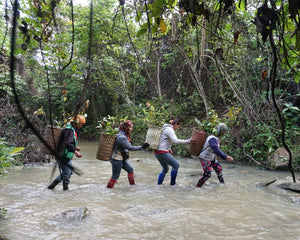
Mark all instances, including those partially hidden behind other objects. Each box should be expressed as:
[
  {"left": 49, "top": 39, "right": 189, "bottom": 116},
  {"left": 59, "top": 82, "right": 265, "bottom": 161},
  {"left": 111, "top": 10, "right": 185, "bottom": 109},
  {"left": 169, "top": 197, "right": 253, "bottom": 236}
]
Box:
[
  {"left": 107, "top": 159, "right": 122, "bottom": 188},
  {"left": 154, "top": 153, "right": 169, "bottom": 184},
  {"left": 48, "top": 174, "right": 62, "bottom": 189},
  {"left": 122, "top": 161, "right": 135, "bottom": 185},
  {"left": 212, "top": 160, "right": 224, "bottom": 184},
  {"left": 196, "top": 159, "right": 212, "bottom": 187},
  {"left": 61, "top": 160, "right": 73, "bottom": 190},
  {"left": 157, "top": 153, "right": 179, "bottom": 185}
]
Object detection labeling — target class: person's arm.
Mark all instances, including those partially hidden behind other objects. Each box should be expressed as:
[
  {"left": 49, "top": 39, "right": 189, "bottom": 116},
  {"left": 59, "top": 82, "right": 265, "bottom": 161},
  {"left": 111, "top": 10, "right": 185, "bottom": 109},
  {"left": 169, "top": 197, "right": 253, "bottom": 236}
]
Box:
[
  {"left": 117, "top": 135, "right": 144, "bottom": 151},
  {"left": 209, "top": 138, "right": 234, "bottom": 162},
  {"left": 167, "top": 128, "right": 190, "bottom": 145},
  {"left": 208, "top": 138, "right": 227, "bottom": 160},
  {"left": 64, "top": 129, "right": 76, "bottom": 153}
]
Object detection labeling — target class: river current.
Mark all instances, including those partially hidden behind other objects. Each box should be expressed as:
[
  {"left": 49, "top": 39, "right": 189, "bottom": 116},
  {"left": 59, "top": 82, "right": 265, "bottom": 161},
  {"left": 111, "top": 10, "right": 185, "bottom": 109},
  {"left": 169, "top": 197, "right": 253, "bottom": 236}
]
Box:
[{"left": 0, "top": 141, "right": 299, "bottom": 240}]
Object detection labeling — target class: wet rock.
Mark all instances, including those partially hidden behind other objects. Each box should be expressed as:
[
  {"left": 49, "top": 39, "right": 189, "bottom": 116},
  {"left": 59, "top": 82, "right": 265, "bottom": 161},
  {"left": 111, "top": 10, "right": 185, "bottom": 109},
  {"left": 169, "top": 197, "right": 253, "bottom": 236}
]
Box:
[
  {"left": 277, "top": 182, "right": 300, "bottom": 193},
  {"left": 54, "top": 207, "right": 89, "bottom": 222},
  {"left": 290, "top": 197, "right": 300, "bottom": 204},
  {"left": 258, "top": 177, "right": 300, "bottom": 203},
  {"left": 269, "top": 147, "right": 289, "bottom": 169},
  {"left": 132, "top": 158, "right": 141, "bottom": 162},
  {"left": 0, "top": 236, "right": 10, "bottom": 240}
]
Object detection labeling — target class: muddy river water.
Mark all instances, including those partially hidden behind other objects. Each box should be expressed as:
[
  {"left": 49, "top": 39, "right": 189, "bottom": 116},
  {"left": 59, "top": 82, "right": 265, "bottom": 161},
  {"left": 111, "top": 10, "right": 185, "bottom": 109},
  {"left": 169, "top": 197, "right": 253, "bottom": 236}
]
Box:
[{"left": 0, "top": 141, "right": 300, "bottom": 240}]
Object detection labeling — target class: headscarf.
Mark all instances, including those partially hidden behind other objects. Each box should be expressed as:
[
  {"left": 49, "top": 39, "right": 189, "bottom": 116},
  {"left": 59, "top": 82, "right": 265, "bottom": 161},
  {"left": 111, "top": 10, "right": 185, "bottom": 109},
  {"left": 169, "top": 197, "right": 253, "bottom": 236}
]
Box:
[
  {"left": 119, "top": 120, "right": 133, "bottom": 142},
  {"left": 70, "top": 115, "right": 86, "bottom": 124},
  {"left": 216, "top": 123, "right": 227, "bottom": 137}
]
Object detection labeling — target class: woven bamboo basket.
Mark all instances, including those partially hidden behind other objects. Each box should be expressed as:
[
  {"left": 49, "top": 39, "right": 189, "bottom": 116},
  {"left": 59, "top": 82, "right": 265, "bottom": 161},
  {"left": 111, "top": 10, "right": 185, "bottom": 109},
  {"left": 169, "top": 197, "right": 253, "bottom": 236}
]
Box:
[
  {"left": 189, "top": 127, "right": 208, "bottom": 156},
  {"left": 96, "top": 133, "right": 116, "bottom": 161},
  {"left": 41, "top": 125, "right": 63, "bottom": 155},
  {"left": 145, "top": 125, "right": 162, "bottom": 150}
]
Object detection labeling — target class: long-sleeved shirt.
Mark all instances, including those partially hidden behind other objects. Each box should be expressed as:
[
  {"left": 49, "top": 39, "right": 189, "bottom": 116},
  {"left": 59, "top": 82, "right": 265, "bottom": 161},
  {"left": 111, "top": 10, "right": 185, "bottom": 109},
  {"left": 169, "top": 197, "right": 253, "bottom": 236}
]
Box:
[
  {"left": 112, "top": 131, "right": 142, "bottom": 160},
  {"left": 199, "top": 135, "right": 227, "bottom": 161},
  {"left": 156, "top": 124, "right": 190, "bottom": 152},
  {"left": 57, "top": 123, "right": 78, "bottom": 160}
]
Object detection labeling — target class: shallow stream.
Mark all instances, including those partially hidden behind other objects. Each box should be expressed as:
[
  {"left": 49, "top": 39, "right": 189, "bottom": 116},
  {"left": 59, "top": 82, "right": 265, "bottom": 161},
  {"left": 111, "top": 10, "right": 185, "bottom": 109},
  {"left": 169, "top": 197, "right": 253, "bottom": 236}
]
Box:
[{"left": 0, "top": 141, "right": 300, "bottom": 240}]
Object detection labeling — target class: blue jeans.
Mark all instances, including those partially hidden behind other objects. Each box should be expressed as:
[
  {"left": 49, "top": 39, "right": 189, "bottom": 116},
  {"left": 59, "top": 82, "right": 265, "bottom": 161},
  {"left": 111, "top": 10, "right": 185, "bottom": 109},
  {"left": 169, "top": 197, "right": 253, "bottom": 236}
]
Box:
[
  {"left": 54, "top": 159, "right": 73, "bottom": 184},
  {"left": 154, "top": 153, "right": 179, "bottom": 174},
  {"left": 110, "top": 158, "right": 133, "bottom": 180}
]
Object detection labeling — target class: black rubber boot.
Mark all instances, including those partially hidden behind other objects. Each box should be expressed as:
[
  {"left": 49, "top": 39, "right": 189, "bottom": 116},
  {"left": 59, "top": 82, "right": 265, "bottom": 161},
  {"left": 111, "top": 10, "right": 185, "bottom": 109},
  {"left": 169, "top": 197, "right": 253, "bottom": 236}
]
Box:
[
  {"left": 63, "top": 180, "right": 69, "bottom": 190},
  {"left": 48, "top": 179, "right": 59, "bottom": 190}
]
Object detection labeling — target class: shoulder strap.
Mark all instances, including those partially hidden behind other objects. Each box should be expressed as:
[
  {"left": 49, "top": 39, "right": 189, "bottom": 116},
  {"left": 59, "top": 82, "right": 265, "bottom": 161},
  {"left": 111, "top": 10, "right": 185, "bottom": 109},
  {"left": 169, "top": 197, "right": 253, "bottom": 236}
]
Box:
[{"left": 200, "top": 135, "right": 213, "bottom": 153}]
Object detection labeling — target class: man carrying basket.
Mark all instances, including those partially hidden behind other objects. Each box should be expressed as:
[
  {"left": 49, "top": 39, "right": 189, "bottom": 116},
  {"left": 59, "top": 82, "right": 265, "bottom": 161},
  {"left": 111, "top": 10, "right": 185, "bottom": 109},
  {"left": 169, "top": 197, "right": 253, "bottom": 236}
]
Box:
[{"left": 48, "top": 115, "right": 86, "bottom": 190}]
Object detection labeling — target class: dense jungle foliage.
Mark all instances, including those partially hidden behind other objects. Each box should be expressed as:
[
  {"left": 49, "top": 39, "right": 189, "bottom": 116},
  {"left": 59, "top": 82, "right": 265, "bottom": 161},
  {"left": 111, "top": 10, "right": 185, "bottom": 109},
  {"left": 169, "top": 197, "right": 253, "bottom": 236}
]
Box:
[{"left": 0, "top": 0, "right": 299, "bottom": 176}]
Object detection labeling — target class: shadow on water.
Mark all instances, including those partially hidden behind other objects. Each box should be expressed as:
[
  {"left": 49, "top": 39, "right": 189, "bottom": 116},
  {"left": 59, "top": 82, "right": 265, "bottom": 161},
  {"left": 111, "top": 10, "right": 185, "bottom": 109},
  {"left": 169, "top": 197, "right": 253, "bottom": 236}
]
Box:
[{"left": 0, "top": 141, "right": 300, "bottom": 240}]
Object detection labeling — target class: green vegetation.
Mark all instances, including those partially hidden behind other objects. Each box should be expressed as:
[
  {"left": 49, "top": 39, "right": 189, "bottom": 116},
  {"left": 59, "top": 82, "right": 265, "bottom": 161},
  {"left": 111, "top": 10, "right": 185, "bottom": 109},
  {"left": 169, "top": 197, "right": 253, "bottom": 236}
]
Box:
[
  {"left": 96, "top": 115, "right": 122, "bottom": 135},
  {"left": 0, "top": 207, "right": 7, "bottom": 219},
  {"left": 0, "top": 139, "right": 24, "bottom": 176},
  {"left": 0, "top": 0, "right": 299, "bottom": 174}
]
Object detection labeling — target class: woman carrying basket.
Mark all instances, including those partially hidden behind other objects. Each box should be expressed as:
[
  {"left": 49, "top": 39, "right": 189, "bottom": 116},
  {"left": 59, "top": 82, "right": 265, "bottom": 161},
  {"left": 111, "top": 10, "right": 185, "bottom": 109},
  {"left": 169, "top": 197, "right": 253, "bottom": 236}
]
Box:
[
  {"left": 196, "top": 123, "right": 234, "bottom": 187},
  {"left": 107, "top": 120, "right": 149, "bottom": 188},
  {"left": 154, "top": 118, "right": 191, "bottom": 186}
]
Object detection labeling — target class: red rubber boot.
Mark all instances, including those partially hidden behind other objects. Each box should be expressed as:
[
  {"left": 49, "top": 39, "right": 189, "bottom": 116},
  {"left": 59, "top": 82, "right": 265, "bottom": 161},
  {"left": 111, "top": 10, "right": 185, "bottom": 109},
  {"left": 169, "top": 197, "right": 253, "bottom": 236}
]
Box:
[
  {"left": 107, "top": 178, "right": 117, "bottom": 188},
  {"left": 128, "top": 172, "right": 135, "bottom": 185}
]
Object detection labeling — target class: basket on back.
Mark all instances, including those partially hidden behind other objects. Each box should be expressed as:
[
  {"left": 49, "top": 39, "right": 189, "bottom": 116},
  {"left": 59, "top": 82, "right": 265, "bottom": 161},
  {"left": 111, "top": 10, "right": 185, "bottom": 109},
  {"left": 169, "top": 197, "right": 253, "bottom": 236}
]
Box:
[
  {"left": 96, "top": 133, "right": 116, "bottom": 161},
  {"left": 41, "top": 125, "right": 63, "bottom": 155},
  {"left": 189, "top": 127, "right": 208, "bottom": 156},
  {"left": 145, "top": 125, "right": 162, "bottom": 150}
]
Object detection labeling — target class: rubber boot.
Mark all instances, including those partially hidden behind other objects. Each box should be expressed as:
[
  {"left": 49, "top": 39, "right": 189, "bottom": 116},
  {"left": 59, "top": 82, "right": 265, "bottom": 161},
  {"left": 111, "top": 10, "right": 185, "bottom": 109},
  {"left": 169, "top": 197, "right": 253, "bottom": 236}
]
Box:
[
  {"left": 196, "top": 178, "right": 205, "bottom": 188},
  {"left": 218, "top": 175, "right": 225, "bottom": 184},
  {"left": 63, "top": 180, "right": 69, "bottom": 190},
  {"left": 128, "top": 172, "right": 135, "bottom": 185},
  {"left": 157, "top": 173, "right": 165, "bottom": 185},
  {"left": 107, "top": 178, "right": 117, "bottom": 188},
  {"left": 170, "top": 170, "right": 178, "bottom": 186},
  {"left": 48, "top": 179, "right": 60, "bottom": 190}
]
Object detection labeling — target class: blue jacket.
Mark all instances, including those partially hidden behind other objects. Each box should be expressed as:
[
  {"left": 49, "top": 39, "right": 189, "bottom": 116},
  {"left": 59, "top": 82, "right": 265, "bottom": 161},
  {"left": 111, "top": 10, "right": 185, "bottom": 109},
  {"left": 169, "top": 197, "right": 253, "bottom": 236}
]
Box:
[{"left": 113, "top": 131, "right": 142, "bottom": 153}]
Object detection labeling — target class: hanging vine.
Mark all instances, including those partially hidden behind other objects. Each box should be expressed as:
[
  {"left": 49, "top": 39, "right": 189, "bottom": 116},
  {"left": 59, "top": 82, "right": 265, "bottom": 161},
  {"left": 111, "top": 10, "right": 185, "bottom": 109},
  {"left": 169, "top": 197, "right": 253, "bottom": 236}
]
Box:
[{"left": 9, "top": 0, "right": 82, "bottom": 176}]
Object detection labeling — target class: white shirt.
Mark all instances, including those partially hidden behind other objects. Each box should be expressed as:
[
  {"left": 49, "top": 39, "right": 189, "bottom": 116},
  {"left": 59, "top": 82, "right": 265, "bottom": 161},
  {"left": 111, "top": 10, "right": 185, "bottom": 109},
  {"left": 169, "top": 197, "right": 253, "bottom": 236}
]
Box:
[{"left": 157, "top": 124, "right": 190, "bottom": 151}]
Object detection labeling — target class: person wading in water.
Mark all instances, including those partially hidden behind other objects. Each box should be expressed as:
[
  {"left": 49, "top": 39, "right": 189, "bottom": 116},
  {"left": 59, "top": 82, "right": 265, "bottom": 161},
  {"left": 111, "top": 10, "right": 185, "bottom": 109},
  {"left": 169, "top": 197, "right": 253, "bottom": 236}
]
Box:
[
  {"left": 106, "top": 120, "right": 149, "bottom": 188},
  {"left": 48, "top": 115, "right": 86, "bottom": 190},
  {"left": 196, "top": 123, "right": 234, "bottom": 187}
]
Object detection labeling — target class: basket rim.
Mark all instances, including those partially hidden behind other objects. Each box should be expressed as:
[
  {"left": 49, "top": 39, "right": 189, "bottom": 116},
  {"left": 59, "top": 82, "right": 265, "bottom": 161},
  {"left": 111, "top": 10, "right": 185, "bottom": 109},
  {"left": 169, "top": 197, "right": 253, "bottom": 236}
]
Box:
[{"left": 192, "top": 127, "right": 208, "bottom": 135}]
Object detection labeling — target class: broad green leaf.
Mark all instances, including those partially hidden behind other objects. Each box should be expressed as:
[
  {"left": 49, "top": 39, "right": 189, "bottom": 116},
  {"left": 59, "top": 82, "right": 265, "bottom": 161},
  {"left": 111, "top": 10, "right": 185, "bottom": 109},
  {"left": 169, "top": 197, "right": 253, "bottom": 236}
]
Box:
[
  {"left": 137, "top": 28, "right": 148, "bottom": 38},
  {"left": 152, "top": 24, "right": 159, "bottom": 34},
  {"left": 236, "top": 0, "right": 246, "bottom": 11},
  {"left": 186, "top": 13, "right": 193, "bottom": 25},
  {"left": 295, "top": 71, "right": 300, "bottom": 83},
  {"left": 152, "top": 7, "right": 162, "bottom": 18},
  {"left": 214, "top": 1, "right": 221, "bottom": 11},
  {"left": 284, "top": 20, "right": 295, "bottom": 32},
  {"left": 225, "top": 23, "right": 232, "bottom": 32},
  {"left": 296, "top": 32, "right": 300, "bottom": 51},
  {"left": 167, "top": 0, "right": 177, "bottom": 8},
  {"left": 8, "top": 147, "right": 25, "bottom": 155},
  {"left": 135, "top": 11, "right": 143, "bottom": 22}
]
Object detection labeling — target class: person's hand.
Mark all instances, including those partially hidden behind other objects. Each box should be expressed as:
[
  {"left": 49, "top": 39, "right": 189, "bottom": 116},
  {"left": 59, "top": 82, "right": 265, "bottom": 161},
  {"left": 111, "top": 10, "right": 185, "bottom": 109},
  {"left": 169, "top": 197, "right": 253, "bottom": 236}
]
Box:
[
  {"left": 74, "top": 150, "right": 82, "bottom": 158},
  {"left": 142, "top": 142, "right": 150, "bottom": 149},
  {"left": 226, "top": 156, "right": 234, "bottom": 162},
  {"left": 169, "top": 148, "right": 173, "bottom": 154},
  {"left": 76, "top": 146, "right": 80, "bottom": 151}
]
